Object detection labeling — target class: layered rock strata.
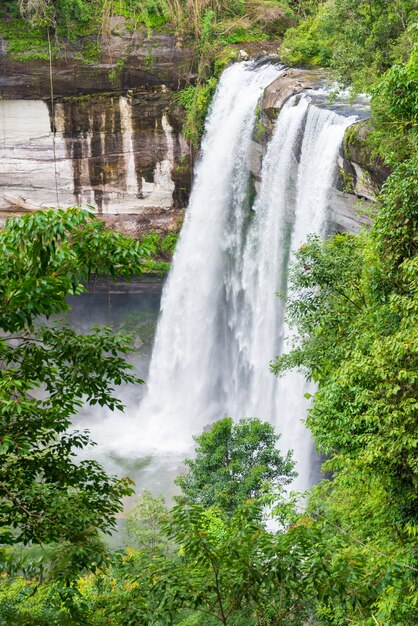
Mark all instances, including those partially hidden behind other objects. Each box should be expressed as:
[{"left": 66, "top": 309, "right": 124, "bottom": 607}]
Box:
[
  {"left": 0, "top": 21, "right": 194, "bottom": 236},
  {"left": 0, "top": 93, "right": 191, "bottom": 235}
]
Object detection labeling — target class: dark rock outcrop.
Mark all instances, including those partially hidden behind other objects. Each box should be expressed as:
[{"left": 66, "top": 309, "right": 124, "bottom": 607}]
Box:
[{"left": 341, "top": 120, "right": 391, "bottom": 200}]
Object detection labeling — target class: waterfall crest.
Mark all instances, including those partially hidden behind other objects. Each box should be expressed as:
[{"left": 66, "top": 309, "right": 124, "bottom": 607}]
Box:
[{"left": 134, "top": 64, "right": 356, "bottom": 488}]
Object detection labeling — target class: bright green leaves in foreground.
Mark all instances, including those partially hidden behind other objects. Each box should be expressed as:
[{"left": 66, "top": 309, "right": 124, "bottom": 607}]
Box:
[
  {"left": 0, "top": 207, "right": 151, "bottom": 331},
  {"left": 153, "top": 500, "right": 319, "bottom": 626},
  {"left": 0, "top": 495, "right": 320, "bottom": 625},
  {"left": 0, "top": 208, "right": 150, "bottom": 548}
]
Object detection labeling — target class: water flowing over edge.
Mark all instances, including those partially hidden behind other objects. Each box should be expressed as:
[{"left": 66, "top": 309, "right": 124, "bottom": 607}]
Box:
[{"left": 95, "top": 62, "right": 357, "bottom": 492}]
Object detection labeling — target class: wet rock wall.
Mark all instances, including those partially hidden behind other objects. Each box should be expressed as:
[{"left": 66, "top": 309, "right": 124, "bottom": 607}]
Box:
[{"left": 0, "top": 90, "right": 192, "bottom": 234}]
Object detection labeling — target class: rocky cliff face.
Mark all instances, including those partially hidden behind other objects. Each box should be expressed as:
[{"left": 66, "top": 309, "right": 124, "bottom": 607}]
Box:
[
  {"left": 0, "top": 92, "right": 190, "bottom": 228},
  {"left": 0, "top": 20, "right": 194, "bottom": 236},
  {"left": 0, "top": 25, "right": 388, "bottom": 238}
]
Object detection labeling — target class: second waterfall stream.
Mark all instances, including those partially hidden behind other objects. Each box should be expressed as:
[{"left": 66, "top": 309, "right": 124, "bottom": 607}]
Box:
[{"left": 111, "top": 61, "right": 357, "bottom": 491}]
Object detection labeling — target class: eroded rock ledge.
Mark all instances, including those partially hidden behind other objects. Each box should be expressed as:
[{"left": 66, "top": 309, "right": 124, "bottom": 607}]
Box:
[{"left": 262, "top": 67, "right": 328, "bottom": 122}]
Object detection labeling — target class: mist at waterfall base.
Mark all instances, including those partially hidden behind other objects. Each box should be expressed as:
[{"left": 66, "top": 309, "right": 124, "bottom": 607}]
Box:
[{"left": 73, "top": 61, "right": 358, "bottom": 501}]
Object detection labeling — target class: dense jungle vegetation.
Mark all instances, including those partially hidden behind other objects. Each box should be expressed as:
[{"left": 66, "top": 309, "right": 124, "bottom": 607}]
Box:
[{"left": 0, "top": 1, "right": 417, "bottom": 625}]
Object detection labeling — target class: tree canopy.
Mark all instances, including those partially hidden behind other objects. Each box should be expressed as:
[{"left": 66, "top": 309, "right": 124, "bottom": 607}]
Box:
[
  {"left": 0, "top": 208, "right": 150, "bottom": 548},
  {"left": 175, "top": 417, "right": 296, "bottom": 514}
]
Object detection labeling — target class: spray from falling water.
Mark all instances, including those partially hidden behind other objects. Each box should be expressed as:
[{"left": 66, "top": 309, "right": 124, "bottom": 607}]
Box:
[{"left": 98, "top": 63, "right": 357, "bottom": 491}]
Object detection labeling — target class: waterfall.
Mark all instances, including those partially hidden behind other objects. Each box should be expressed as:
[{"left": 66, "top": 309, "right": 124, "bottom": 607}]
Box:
[{"left": 131, "top": 63, "right": 356, "bottom": 489}]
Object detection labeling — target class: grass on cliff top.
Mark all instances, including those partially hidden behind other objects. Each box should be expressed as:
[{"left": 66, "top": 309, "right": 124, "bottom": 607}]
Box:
[
  {"left": 0, "top": 18, "right": 52, "bottom": 61},
  {"left": 0, "top": 0, "right": 291, "bottom": 60}
]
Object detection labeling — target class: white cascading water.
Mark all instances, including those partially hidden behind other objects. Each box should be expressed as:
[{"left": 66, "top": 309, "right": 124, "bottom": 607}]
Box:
[
  {"left": 109, "top": 62, "right": 357, "bottom": 490},
  {"left": 135, "top": 60, "right": 282, "bottom": 445}
]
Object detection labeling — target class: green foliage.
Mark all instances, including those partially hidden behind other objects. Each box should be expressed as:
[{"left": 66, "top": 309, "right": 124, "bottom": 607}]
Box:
[
  {"left": 373, "top": 156, "right": 418, "bottom": 270},
  {"left": 0, "top": 575, "right": 73, "bottom": 625},
  {"left": 58, "top": 0, "right": 96, "bottom": 23},
  {"left": 80, "top": 38, "right": 101, "bottom": 63},
  {"left": 273, "top": 207, "right": 418, "bottom": 503},
  {"left": 0, "top": 208, "right": 151, "bottom": 548},
  {"left": 175, "top": 417, "right": 295, "bottom": 514},
  {"left": 138, "top": 229, "right": 179, "bottom": 273},
  {"left": 371, "top": 45, "right": 418, "bottom": 164},
  {"left": 158, "top": 500, "right": 313, "bottom": 625},
  {"left": 281, "top": 0, "right": 418, "bottom": 90},
  {"left": 63, "top": 495, "right": 320, "bottom": 626},
  {"left": 0, "top": 17, "right": 52, "bottom": 60},
  {"left": 307, "top": 471, "right": 418, "bottom": 625},
  {"left": 1, "top": 208, "right": 150, "bottom": 331},
  {"left": 175, "top": 78, "right": 219, "bottom": 147},
  {"left": 273, "top": 135, "right": 418, "bottom": 622},
  {"left": 280, "top": 3, "right": 334, "bottom": 67},
  {"left": 219, "top": 26, "right": 269, "bottom": 45},
  {"left": 115, "top": 0, "right": 172, "bottom": 32},
  {"left": 1, "top": 0, "right": 296, "bottom": 42},
  {"left": 272, "top": 233, "right": 367, "bottom": 381}
]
